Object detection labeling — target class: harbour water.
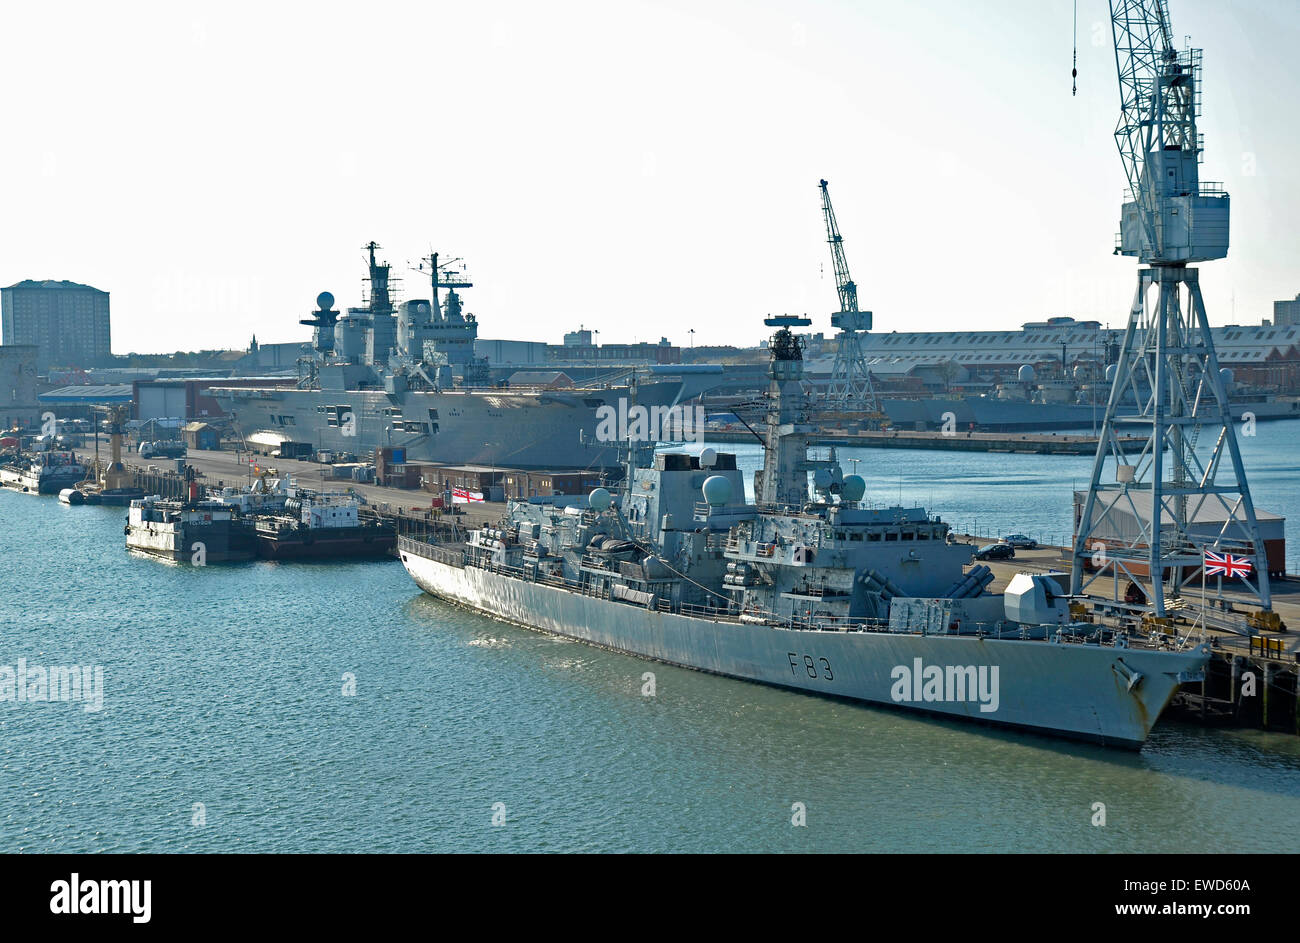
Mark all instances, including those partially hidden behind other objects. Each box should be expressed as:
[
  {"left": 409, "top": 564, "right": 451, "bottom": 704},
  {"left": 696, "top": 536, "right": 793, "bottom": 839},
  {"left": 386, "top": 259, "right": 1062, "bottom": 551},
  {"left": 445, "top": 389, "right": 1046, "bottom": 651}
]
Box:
[{"left": 3, "top": 428, "right": 1300, "bottom": 853}]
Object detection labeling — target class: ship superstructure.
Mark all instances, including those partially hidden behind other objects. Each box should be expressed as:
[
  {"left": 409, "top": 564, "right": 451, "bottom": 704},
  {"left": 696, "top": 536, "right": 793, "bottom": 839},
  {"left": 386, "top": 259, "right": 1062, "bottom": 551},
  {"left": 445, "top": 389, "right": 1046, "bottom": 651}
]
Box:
[{"left": 398, "top": 315, "right": 1211, "bottom": 748}]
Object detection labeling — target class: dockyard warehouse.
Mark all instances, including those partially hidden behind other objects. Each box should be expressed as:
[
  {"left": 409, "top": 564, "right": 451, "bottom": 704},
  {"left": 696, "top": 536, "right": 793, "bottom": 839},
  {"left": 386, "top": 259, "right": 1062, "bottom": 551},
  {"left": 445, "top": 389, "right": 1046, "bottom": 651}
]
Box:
[{"left": 1072, "top": 490, "right": 1286, "bottom": 579}]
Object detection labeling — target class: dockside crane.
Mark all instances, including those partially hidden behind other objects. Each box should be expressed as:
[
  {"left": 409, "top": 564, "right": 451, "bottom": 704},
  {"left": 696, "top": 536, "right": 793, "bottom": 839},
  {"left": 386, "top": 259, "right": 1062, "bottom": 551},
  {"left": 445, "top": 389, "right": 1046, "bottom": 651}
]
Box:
[
  {"left": 1071, "top": 0, "right": 1273, "bottom": 621},
  {"left": 819, "top": 179, "right": 882, "bottom": 421}
]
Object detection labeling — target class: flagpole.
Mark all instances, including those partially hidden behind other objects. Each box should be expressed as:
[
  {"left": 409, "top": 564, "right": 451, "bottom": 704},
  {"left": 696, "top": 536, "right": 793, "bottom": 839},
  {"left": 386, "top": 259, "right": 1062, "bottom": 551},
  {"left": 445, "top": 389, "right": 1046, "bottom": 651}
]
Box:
[{"left": 1201, "top": 550, "right": 1207, "bottom": 644}]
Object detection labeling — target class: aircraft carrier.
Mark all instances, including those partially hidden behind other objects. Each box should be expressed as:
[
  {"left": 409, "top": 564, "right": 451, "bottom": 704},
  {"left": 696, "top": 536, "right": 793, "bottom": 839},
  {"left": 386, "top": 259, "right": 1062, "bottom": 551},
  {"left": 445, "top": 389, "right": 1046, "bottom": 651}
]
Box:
[
  {"left": 213, "top": 244, "right": 705, "bottom": 470},
  {"left": 398, "top": 315, "right": 1210, "bottom": 748}
]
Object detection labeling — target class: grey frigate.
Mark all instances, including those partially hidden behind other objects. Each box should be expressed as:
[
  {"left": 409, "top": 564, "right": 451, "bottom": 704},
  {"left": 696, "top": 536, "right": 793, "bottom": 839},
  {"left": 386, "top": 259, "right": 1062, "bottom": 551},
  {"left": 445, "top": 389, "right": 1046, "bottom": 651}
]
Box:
[
  {"left": 213, "top": 244, "right": 704, "bottom": 470},
  {"left": 398, "top": 315, "right": 1209, "bottom": 748}
]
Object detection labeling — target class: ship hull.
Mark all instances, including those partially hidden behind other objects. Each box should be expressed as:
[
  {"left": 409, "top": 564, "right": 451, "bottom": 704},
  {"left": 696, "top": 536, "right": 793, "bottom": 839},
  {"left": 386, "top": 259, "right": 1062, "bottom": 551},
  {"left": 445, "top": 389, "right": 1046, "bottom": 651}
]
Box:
[
  {"left": 880, "top": 396, "right": 1300, "bottom": 432},
  {"left": 399, "top": 546, "right": 1206, "bottom": 748},
  {"left": 0, "top": 466, "right": 85, "bottom": 494},
  {"left": 126, "top": 521, "right": 256, "bottom": 563},
  {"left": 218, "top": 381, "right": 689, "bottom": 470},
  {"left": 256, "top": 526, "right": 395, "bottom": 560}
]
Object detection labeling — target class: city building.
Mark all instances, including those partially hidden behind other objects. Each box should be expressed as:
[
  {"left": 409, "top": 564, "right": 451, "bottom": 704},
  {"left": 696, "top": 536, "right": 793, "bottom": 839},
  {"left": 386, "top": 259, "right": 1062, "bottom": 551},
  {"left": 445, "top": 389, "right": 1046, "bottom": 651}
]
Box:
[
  {"left": 1274, "top": 293, "right": 1300, "bottom": 328},
  {"left": 0, "top": 344, "right": 40, "bottom": 428},
  {"left": 1, "top": 280, "right": 111, "bottom": 370}
]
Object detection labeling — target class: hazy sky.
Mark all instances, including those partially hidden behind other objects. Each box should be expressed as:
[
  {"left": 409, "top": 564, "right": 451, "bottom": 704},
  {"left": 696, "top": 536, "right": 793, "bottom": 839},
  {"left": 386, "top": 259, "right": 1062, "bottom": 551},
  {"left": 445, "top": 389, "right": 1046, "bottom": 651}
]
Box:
[{"left": 1, "top": 0, "right": 1296, "bottom": 353}]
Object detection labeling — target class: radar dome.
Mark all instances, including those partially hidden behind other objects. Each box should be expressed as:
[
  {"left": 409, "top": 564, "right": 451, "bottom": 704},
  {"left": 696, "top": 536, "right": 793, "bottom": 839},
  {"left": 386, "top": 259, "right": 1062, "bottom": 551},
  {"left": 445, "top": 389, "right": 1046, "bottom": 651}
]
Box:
[
  {"left": 588, "top": 487, "right": 612, "bottom": 512},
  {"left": 702, "top": 475, "right": 732, "bottom": 507},
  {"left": 699, "top": 447, "right": 718, "bottom": 468},
  {"left": 841, "top": 475, "right": 866, "bottom": 503},
  {"left": 1017, "top": 364, "right": 1036, "bottom": 383},
  {"left": 1105, "top": 363, "right": 1118, "bottom": 383},
  {"left": 1219, "top": 367, "right": 1234, "bottom": 388},
  {"left": 813, "top": 468, "right": 833, "bottom": 490},
  {"left": 316, "top": 291, "right": 335, "bottom": 310}
]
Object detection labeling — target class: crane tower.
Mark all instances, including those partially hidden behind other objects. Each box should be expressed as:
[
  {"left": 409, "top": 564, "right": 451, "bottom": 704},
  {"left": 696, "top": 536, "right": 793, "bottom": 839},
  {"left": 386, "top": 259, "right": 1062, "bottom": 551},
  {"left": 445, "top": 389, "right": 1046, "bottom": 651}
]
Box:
[
  {"left": 818, "top": 179, "right": 881, "bottom": 420},
  {"left": 1071, "top": 0, "right": 1271, "bottom": 620}
]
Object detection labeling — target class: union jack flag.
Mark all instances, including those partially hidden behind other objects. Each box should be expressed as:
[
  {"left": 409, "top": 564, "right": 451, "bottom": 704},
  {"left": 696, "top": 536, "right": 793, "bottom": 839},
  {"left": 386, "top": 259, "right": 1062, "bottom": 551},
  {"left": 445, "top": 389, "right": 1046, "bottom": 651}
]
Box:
[{"left": 1203, "top": 549, "right": 1253, "bottom": 579}]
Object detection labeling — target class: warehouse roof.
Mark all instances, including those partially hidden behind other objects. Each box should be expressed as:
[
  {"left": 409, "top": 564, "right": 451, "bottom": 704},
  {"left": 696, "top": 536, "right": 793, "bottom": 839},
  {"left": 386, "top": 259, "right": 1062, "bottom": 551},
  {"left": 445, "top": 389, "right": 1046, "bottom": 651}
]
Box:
[
  {"left": 3, "top": 279, "right": 107, "bottom": 293},
  {"left": 37, "top": 384, "right": 133, "bottom": 404}
]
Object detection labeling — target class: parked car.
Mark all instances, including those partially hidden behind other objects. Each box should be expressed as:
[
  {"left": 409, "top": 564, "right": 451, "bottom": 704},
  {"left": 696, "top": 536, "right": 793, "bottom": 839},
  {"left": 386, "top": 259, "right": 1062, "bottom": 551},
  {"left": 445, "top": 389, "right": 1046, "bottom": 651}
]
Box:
[
  {"left": 974, "top": 542, "right": 1016, "bottom": 561},
  {"left": 1002, "top": 534, "right": 1038, "bottom": 549}
]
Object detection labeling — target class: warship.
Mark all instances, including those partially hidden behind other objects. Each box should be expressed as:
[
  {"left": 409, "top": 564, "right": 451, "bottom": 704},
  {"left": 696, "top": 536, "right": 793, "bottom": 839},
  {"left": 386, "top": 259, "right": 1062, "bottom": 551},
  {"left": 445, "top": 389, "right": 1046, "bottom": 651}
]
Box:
[
  {"left": 398, "top": 316, "right": 1210, "bottom": 748},
  {"left": 212, "top": 244, "right": 704, "bottom": 470}
]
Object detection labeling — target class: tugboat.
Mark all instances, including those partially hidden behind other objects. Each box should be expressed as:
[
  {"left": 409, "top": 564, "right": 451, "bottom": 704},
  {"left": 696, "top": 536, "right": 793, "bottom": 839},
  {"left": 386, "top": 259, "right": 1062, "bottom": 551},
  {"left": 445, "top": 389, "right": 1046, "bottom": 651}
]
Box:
[
  {"left": 0, "top": 439, "right": 86, "bottom": 495},
  {"left": 397, "top": 315, "right": 1211, "bottom": 749},
  {"left": 250, "top": 490, "right": 395, "bottom": 560},
  {"left": 129, "top": 471, "right": 395, "bottom": 563},
  {"left": 125, "top": 496, "right": 257, "bottom": 563}
]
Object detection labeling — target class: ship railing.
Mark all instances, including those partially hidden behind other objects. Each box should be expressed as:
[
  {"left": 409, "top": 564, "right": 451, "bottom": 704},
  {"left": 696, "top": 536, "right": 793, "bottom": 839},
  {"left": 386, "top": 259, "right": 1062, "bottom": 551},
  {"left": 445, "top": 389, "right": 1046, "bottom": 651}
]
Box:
[
  {"left": 675, "top": 601, "right": 741, "bottom": 621},
  {"left": 398, "top": 536, "right": 467, "bottom": 568},
  {"left": 579, "top": 553, "right": 620, "bottom": 574},
  {"left": 781, "top": 613, "right": 891, "bottom": 633}
]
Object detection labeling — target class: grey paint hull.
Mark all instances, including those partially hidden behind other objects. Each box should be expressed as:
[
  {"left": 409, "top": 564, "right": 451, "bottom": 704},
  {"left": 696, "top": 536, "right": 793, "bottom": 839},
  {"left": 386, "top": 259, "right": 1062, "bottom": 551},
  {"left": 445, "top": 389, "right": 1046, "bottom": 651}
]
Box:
[
  {"left": 882, "top": 396, "right": 1299, "bottom": 432},
  {"left": 220, "top": 381, "right": 687, "bottom": 470},
  {"left": 400, "top": 549, "right": 1206, "bottom": 748}
]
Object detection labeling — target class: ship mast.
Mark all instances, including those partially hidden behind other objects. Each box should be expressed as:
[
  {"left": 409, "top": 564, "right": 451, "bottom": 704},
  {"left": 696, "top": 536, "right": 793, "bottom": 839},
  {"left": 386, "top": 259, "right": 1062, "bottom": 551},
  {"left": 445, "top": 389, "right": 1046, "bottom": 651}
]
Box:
[
  {"left": 755, "top": 315, "right": 813, "bottom": 509},
  {"left": 415, "top": 252, "right": 474, "bottom": 320}
]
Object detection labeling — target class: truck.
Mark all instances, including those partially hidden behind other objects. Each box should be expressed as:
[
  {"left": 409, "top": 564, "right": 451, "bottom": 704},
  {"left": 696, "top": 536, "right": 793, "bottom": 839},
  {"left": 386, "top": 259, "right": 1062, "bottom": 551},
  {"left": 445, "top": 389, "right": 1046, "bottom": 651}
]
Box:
[{"left": 139, "top": 440, "right": 187, "bottom": 459}]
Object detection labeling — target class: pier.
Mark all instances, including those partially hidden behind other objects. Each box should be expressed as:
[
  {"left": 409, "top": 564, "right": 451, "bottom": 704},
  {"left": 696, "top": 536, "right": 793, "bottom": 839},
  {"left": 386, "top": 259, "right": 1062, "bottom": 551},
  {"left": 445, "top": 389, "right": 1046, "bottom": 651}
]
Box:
[{"left": 964, "top": 539, "right": 1300, "bottom": 736}]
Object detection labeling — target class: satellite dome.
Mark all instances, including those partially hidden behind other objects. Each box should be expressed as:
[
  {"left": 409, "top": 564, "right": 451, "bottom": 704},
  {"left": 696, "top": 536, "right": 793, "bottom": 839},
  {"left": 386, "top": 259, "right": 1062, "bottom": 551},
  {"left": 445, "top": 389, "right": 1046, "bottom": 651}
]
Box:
[
  {"left": 316, "top": 291, "right": 335, "bottom": 311},
  {"left": 699, "top": 447, "right": 718, "bottom": 468},
  {"left": 841, "top": 475, "right": 866, "bottom": 503},
  {"left": 813, "top": 469, "right": 833, "bottom": 489},
  {"left": 588, "top": 487, "right": 612, "bottom": 512},
  {"left": 1017, "top": 364, "right": 1036, "bottom": 383},
  {"left": 1219, "top": 367, "right": 1234, "bottom": 387},
  {"left": 1105, "top": 363, "right": 1118, "bottom": 383},
  {"left": 702, "top": 475, "right": 732, "bottom": 507}
]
